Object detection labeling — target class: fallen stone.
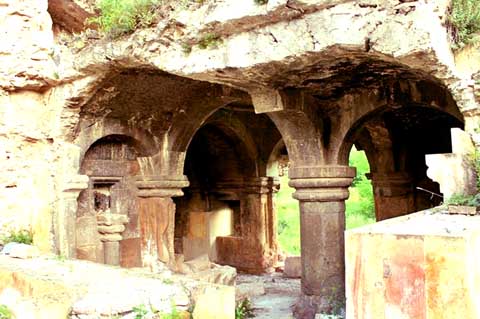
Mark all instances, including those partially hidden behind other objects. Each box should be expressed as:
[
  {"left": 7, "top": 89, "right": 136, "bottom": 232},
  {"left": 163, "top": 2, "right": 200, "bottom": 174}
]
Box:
[
  {"left": 184, "top": 254, "right": 211, "bottom": 272},
  {"left": 284, "top": 256, "right": 301, "bottom": 278},
  {"left": 190, "top": 264, "right": 237, "bottom": 286},
  {"left": 1, "top": 243, "right": 40, "bottom": 259},
  {"left": 192, "top": 286, "right": 235, "bottom": 319}
]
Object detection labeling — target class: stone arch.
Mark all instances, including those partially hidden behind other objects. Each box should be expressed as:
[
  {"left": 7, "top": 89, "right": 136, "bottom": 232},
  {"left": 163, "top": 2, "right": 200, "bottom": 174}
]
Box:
[
  {"left": 75, "top": 118, "right": 157, "bottom": 167},
  {"left": 336, "top": 89, "right": 464, "bottom": 220},
  {"left": 336, "top": 79, "right": 465, "bottom": 166},
  {"left": 267, "top": 138, "right": 288, "bottom": 177}
]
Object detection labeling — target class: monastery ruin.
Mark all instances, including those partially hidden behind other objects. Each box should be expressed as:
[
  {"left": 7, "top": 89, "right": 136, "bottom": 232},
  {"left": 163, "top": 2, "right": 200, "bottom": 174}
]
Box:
[{"left": 1, "top": 0, "right": 480, "bottom": 318}]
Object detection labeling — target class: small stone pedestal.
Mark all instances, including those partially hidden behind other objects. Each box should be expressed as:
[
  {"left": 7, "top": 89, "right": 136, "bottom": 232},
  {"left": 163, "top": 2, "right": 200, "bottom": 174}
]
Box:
[
  {"left": 346, "top": 209, "right": 480, "bottom": 318},
  {"left": 97, "top": 213, "right": 129, "bottom": 266}
]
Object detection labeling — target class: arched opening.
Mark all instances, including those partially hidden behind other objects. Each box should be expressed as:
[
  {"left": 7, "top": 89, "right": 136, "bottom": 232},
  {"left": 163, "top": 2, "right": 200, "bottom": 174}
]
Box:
[
  {"left": 174, "top": 106, "right": 282, "bottom": 273},
  {"left": 76, "top": 134, "right": 147, "bottom": 267},
  {"left": 346, "top": 146, "right": 375, "bottom": 228},
  {"left": 343, "top": 105, "right": 464, "bottom": 221},
  {"left": 267, "top": 140, "right": 300, "bottom": 255}
]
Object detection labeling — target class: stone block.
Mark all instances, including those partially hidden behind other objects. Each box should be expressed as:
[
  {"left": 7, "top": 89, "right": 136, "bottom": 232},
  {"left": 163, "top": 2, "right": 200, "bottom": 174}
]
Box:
[
  {"left": 120, "top": 238, "right": 142, "bottom": 268},
  {"left": 192, "top": 286, "right": 235, "bottom": 319},
  {"left": 284, "top": 256, "right": 301, "bottom": 278},
  {"left": 346, "top": 210, "right": 480, "bottom": 319}
]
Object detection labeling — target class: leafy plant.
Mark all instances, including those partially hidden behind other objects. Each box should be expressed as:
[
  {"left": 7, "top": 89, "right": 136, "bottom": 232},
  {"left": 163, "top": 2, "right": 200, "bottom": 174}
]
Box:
[
  {"left": 1, "top": 229, "right": 33, "bottom": 245},
  {"left": 254, "top": 0, "right": 268, "bottom": 4},
  {"left": 447, "top": 0, "right": 480, "bottom": 49},
  {"left": 89, "top": 0, "right": 160, "bottom": 37},
  {"left": 235, "top": 298, "right": 254, "bottom": 319},
  {"left": 447, "top": 193, "right": 480, "bottom": 206},
  {"left": 0, "top": 305, "right": 13, "bottom": 319}
]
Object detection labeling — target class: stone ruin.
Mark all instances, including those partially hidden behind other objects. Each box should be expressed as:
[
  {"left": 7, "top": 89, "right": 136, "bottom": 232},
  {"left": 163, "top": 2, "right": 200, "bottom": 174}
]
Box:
[{"left": 0, "top": 0, "right": 479, "bottom": 318}]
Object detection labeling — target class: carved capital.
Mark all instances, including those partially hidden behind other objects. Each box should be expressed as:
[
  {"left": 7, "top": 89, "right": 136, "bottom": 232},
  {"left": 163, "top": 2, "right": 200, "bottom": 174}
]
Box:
[
  {"left": 135, "top": 175, "right": 189, "bottom": 198},
  {"left": 289, "top": 165, "right": 355, "bottom": 202}
]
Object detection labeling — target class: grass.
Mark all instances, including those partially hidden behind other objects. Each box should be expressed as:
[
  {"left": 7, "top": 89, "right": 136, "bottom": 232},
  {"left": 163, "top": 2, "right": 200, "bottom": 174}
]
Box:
[
  {"left": 447, "top": 0, "right": 480, "bottom": 49},
  {"left": 276, "top": 147, "right": 375, "bottom": 255},
  {"left": 89, "top": 0, "right": 161, "bottom": 37}
]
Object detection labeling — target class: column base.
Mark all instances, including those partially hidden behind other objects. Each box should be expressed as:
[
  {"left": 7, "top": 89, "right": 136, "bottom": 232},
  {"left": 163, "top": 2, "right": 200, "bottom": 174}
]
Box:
[{"left": 293, "top": 292, "right": 346, "bottom": 319}]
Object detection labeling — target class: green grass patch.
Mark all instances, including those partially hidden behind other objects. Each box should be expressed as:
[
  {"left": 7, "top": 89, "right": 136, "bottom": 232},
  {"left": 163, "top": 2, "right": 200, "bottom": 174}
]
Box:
[
  {"left": 89, "top": 0, "right": 161, "bottom": 37},
  {"left": 447, "top": 0, "right": 480, "bottom": 49},
  {"left": 276, "top": 147, "right": 375, "bottom": 255}
]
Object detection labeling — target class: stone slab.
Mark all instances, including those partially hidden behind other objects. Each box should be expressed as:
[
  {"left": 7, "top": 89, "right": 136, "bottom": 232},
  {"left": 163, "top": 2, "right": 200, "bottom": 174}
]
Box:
[{"left": 346, "top": 209, "right": 480, "bottom": 319}]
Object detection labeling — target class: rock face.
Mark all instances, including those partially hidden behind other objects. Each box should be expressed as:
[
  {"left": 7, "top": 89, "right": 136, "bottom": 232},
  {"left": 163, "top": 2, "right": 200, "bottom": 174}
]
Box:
[
  {"left": 1, "top": 0, "right": 480, "bottom": 316},
  {"left": 0, "top": 255, "right": 235, "bottom": 319}
]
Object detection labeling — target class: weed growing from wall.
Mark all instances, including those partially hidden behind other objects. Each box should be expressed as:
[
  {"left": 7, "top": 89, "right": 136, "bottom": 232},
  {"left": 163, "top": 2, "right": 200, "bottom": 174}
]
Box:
[{"left": 447, "top": 0, "right": 480, "bottom": 49}]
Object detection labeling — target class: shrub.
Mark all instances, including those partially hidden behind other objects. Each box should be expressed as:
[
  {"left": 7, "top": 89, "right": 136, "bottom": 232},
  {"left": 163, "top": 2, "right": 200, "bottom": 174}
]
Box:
[
  {"left": 447, "top": 0, "right": 480, "bottom": 49},
  {"left": 447, "top": 193, "right": 480, "bottom": 206},
  {"left": 1, "top": 229, "right": 33, "bottom": 245},
  {"left": 89, "top": 0, "right": 160, "bottom": 37}
]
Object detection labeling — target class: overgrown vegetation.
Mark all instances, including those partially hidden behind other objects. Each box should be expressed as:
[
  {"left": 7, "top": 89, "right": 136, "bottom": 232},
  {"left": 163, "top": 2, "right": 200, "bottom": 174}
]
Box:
[
  {"left": 235, "top": 298, "right": 254, "bottom": 319},
  {"left": 447, "top": 193, "right": 480, "bottom": 206},
  {"left": 0, "top": 305, "right": 13, "bottom": 319},
  {"left": 447, "top": 0, "right": 480, "bottom": 49},
  {"left": 276, "top": 147, "right": 375, "bottom": 255},
  {"left": 89, "top": 0, "right": 161, "bottom": 37},
  {"left": 0, "top": 229, "right": 33, "bottom": 245}
]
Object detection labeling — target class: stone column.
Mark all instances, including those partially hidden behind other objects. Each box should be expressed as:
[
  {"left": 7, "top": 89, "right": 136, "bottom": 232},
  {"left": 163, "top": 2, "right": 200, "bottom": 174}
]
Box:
[
  {"left": 97, "top": 213, "right": 129, "bottom": 265},
  {"left": 56, "top": 175, "right": 89, "bottom": 258},
  {"left": 369, "top": 172, "right": 415, "bottom": 221},
  {"left": 289, "top": 165, "right": 355, "bottom": 312},
  {"left": 243, "top": 177, "right": 280, "bottom": 271},
  {"left": 136, "top": 176, "right": 189, "bottom": 270}
]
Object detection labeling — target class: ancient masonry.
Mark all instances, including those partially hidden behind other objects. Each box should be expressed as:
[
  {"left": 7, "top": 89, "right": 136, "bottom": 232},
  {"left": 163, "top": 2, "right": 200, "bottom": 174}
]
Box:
[{"left": 0, "top": 0, "right": 479, "bottom": 316}]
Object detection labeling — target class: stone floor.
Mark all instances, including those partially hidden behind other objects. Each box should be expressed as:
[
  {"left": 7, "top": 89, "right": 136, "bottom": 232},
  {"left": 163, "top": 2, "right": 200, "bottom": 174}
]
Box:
[{"left": 237, "top": 272, "right": 300, "bottom": 319}]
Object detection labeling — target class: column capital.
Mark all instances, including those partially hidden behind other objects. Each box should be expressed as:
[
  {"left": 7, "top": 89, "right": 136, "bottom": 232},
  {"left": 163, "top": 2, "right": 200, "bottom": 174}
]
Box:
[
  {"left": 135, "top": 175, "right": 189, "bottom": 198},
  {"left": 288, "top": 165, "right": 356, "bottom": 202}
]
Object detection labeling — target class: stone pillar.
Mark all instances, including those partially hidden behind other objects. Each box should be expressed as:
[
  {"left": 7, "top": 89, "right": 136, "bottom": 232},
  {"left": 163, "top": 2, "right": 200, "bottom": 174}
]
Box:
[
  {"left": 97, "top": 213, "right": 129, "bottom": 266},
  {"left": 243, "top": 177, "right": 280, "bottom": 271},
  {"left": 136, "top": 176, "right": 189, "bottom": 270},
  {"left": 369, "top": 172, "right": 415, "bottom": 221},
  {"left": 289, "top": 165, "right": 355, "bottom": 313},
  {"left": 56, "top": 175, "right": 89, "bottom": 258}
]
